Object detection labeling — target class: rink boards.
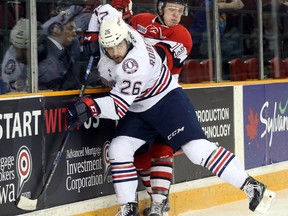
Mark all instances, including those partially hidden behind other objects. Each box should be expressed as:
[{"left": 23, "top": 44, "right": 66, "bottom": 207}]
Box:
[{"left": 0, "top": 81, "right": 287, "bottom": 216}]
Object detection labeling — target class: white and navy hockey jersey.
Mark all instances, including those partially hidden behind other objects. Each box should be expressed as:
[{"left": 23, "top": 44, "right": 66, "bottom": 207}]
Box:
[{"left": 88, "top": 4, "right": 180, "bottom": 120}]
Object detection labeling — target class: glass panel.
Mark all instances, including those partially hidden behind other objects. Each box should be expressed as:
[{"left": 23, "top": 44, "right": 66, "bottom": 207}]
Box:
[
  {"left": 36, "top": 0, "right": 102, "bottom": 92},
  {"left": 188, "top": 0, "right": 212, "bottom": 61},
  {"left": 0, "top": 0, "right": 28, "bottom": 94},
  {"left": 0, "top": 0, "right": 103, "bottom": 95},
  {"left": 186, "top": 0, "right": 215, "bottom": 83},
  {"left": 221, "top": 12, "right": 244, "bottom": 80},
  {"left": 262, "top": 0, "right": 288, "bottom": 79},
  {"left": 2, "top": 0, "right": 286, "bottom": 92},
  {"left": 217, "top": 1, "right": 259, "bottom": 81}
]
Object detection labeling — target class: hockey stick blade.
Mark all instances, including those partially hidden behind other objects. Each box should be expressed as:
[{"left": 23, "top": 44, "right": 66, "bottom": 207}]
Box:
[
  {"left": 16, "top": 127, "right": 71, "bottom": 211},
  {"left": 255, "top": 189, "right": 276, "bottom": 214},
  {"left": 16, "top": 195, "right": 38, "bottom": 211}
]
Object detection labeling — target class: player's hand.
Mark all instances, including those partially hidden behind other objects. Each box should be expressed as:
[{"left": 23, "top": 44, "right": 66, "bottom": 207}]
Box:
[
  {"left": 83, "top": 31, "right": 100, "bottom": 64},
  {"left": 112, "top": 0, "right": 130, "bottom": 10},
  {"left": 112, "top": 0, "right": 133, "bottom": 21},
  {"left": 122, "top": 8, "right": 133, "bottom": 21},
  {"left": 66, "top": 96, "right": 100, "bottom": 127}
]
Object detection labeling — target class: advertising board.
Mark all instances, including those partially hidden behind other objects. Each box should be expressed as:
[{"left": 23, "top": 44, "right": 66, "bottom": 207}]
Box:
[{"left": 243, "top": 83, "right": 288, "bottom": 169}]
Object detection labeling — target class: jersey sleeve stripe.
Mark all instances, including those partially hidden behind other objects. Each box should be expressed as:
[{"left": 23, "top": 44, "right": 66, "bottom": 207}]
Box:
[
  {"left": 117, "top": 107, "right": 126, "bottom": 118},
  {"left": 110, "top": 93, "right": 130, "bottom": 118},
  {"left": 135, "top": 64, "right": 172, "bottom": 102},
  {"left": 154, "top": 64, "right": 171, "bottom": 94}
]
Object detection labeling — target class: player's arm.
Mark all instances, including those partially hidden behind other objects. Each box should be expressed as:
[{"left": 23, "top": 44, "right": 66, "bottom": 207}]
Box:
[
  {"left": 88, "top": 4, "right": 122, "bottom": 32},
  {"left": 154, "top": 29, "right": 192, "bottom": 76},
  {"left": 83, "top": 5, "right": 123, "bottom": 65},
  {"left": 66, "top": 91, "right": 125, "bottom": 126},
  {"left": 82, "top": 31, "right": 100, "bottom": 64},
  {"left": 67, "top": 57, "right": 147, "bottom": 124},
  {"left": 129, "top": 13, "right": 144, "bottom": 31},
  {"left": 69, "top": 76, "right": 144, "bottom": 122},
  {"left": 155, "top": 43, "right": 182, "bottom": 80}
]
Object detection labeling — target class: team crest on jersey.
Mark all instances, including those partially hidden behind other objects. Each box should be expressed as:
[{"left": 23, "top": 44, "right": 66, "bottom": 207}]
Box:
[
  {"left": 148, "top": 24, "right": 166, "bottom": 39},
  {"left": 148, "top": 25, "right": 159, "bottom": 35},
  {"left": 4, "top": 59, "right": 16, "bottom": 75},
  {"left": 122, "top": 58, "right": 139, "bottom": 74}
]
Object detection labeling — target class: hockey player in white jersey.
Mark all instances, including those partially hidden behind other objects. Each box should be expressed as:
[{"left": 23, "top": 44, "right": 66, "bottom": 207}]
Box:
[
  {"left": 67, "top": 4, "right": 275, "bottom": 216},
  {"left": 1, "top": 18, "right": 31, "bottom": 92},
  {"left": 1, "top": 18, "right": 47, "bottom": 93}
]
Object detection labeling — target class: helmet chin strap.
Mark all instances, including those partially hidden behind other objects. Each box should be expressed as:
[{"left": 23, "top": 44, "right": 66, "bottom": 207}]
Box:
[
  {"left": 157, "top": 10, "right": 169, "bottom": 27},
  {"left": 158, "top": 15, "right": 166, "bottom": 26}
]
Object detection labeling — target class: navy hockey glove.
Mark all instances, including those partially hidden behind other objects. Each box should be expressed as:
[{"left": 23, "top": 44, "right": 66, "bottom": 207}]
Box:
[
  {"left": 66, "top": 96, "right": 100, "bottom": 127},
  {"left": 83, "top": 31, "right": 100, "bottom": 64}
]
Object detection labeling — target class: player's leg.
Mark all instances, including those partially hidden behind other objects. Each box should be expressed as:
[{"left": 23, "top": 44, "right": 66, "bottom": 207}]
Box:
[
  {"left": 109, "top": 135, "right": 144, "bottom": 216},
  {"left": 148, "top": 143, "right": 173, "bottom": 214},
  {"left": 134, "top": 145, "right": 153, "bottom": 197},
  {"left": 182, "top": 139, "right": 249, "bottom": 188},
  {"left": 153, "top": 88, "right": 275, "bottom": 214},
  {"left": 134, "top": 142, "right": 172, "bottom": 216},
  {"left": 141, "top": 88, "right": 208, "bottom": 216},
  {"left": 181, "top": 139, "right": 275, "bottom": 214},
  {"left": 110, "top": 112, "right": 158, "bottom": 216}
]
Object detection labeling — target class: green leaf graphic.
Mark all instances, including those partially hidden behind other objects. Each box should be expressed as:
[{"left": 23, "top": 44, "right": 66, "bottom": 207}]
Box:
[{"left": 279, "top": 99, "right": 288, "bottom": 114}]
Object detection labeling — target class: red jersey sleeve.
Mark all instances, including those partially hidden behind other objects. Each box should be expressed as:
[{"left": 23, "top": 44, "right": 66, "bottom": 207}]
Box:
[{"left": 130, "top": 13, "right": 193, "bottom": 76}]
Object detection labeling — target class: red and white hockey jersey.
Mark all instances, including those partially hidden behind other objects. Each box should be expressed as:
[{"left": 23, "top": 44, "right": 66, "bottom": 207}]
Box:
[{"left": 130, "top": 13, "right": 192, "bottom": 79}]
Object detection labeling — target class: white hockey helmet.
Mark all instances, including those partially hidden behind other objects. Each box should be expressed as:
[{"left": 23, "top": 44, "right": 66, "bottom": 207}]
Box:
[
  {"left": 10, "top": 18, "right": 46, "bottom": 49},
  {"left": 10, "top": 18, "right": 29, "bottom": 49},
  {"left": 99, "top": 16, "right": 130, "bottom": 48}
]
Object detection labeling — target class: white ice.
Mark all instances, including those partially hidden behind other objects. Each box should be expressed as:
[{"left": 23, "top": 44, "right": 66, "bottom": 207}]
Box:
[{"left": 179, "top": 189, "right": 288, "bottom": 216}]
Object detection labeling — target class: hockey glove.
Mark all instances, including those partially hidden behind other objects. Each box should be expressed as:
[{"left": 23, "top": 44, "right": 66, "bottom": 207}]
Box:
[
  {"left": 112, "top": 0, "right": 130, "bottom": 10},
  {"left": 122, "top": 7, "right": 133, "bottom": 21},
  {"left": 83, "top": 31, "right": 100, "bottom": 64},
  {"left": 66, "top": 96, "right": 101, "bottom": 127},
  {"left": 112, "top": 0, "right": 133, "bottom": 21}
]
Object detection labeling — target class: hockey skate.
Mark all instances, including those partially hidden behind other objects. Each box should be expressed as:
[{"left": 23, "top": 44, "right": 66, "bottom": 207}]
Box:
[
  {"left": 146, "top": 199, "right": 169, "bottom": 216},
  {"left": 116, "top": 202, "right": 139, "bottom": 216},
  {"left": 143, "top": 197, "right": 170, "bottom": 216},
  {"left": 241, "top": 176, "right": 276, "bottom": 214}
]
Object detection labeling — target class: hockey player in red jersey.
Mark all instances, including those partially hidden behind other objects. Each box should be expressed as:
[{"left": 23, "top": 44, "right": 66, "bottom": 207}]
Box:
[
  {"left": 129, "top": 0, "right": 192, "bottom": 81},
  {"left": 112, "top": 0, "right": 191, "bottom": 215}
]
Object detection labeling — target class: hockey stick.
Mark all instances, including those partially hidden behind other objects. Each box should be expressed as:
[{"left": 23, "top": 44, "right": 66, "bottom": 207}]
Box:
[{"left": 16, "top": 56, "right": 94, "bottom": 211}]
